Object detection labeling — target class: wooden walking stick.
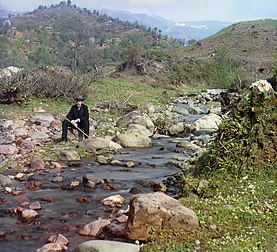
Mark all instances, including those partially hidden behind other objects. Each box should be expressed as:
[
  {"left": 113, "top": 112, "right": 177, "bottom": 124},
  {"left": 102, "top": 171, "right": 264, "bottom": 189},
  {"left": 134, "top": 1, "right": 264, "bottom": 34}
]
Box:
[{"left": 62, "top": 115, "right": 90, "bottom": 139}]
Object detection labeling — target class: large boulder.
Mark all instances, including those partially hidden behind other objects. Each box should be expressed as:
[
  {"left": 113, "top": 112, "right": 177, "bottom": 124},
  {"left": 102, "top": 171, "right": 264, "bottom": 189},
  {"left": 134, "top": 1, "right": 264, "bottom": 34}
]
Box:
[
  {"left": 115, "top": 129, "right": 151, "bottom": 148},
  {"left": 116, "top": 111, "right": 154, "bottom": 135},
  {"left": 124, "top": 192, "right": 199, "bottom": 241},
  {"left": 79, "top": 137, "right": 122, "bottom": 152},
  {"left": 168, "top": 122, "right": 185, "bottom": 135},
  {"left": 194, "top": 113, "right": 222, "bottom": 131},
  {"left": 128, "top": 124, "right": 151, "bottom": 137},
  {"left": 73, "top": 240, "right": 141, "bottom": 252}
]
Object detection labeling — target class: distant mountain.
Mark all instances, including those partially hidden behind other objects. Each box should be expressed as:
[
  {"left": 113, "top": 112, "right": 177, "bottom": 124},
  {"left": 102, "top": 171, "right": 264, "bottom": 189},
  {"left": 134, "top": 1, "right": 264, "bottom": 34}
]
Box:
[
  {"left": 0, "top": 8, "right": 18, "bottom": 19},
  {"left": 99, "top": 9, "right": 232, "bottom": 40}
]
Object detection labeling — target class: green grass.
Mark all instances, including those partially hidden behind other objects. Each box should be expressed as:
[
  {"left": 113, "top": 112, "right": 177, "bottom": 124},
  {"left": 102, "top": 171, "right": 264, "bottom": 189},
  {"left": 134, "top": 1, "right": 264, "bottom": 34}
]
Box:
[
  {"left": 143, "top": 166, "right": 277, "bottom": 252},
  {"left": 90, "top": 78, "right": 180, "bottom": 106}
]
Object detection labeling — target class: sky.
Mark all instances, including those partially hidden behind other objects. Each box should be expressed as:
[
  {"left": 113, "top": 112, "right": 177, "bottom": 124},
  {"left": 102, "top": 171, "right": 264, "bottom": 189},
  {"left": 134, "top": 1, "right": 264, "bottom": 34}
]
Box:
[{"left": 0, "top": 0, "right": 276, "bottom": 22}]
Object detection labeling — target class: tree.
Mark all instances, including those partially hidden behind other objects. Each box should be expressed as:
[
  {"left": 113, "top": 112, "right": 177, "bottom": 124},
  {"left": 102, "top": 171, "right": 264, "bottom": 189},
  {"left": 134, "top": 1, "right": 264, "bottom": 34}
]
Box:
[
  {"left": 28, "top": 44, "right": 56, "bottom": 66},
  {"left": 67, "top": 0, "right": 71, "bottom": 6}
]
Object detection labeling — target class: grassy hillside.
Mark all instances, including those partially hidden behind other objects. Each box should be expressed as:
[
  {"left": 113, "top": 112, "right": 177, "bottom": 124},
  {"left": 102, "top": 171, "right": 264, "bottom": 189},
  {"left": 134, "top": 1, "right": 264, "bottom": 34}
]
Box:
[
  {"left": 0, "top": 2, "right": 174, "bottom": 73},
  {"left": 115, "top": 19, "right": 277, "bottom": 88},
  {"left": 183, "top": 19, "right": 277, "bottom": 81},
  {"left": 0, "top": 2, "right": 276, "bottom": 90}
]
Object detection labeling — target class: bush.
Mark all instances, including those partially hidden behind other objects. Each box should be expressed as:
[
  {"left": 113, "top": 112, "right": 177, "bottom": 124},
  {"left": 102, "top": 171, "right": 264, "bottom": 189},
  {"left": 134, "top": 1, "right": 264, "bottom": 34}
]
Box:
[
  {"left": 194, "top": 87, "right": 277, "bottom": 176},
  {"left": 208, "top": 46, "right": 243, "bottom": 89},
  {"left": 0, "top": 67, "right": 92, "bottom": 102}
]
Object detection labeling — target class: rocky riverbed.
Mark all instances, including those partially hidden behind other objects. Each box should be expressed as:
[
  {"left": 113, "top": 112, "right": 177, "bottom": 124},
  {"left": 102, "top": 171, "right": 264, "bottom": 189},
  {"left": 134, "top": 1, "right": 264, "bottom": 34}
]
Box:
[{"left": 0, "top": 90, "right": 224, "bottom": 252}]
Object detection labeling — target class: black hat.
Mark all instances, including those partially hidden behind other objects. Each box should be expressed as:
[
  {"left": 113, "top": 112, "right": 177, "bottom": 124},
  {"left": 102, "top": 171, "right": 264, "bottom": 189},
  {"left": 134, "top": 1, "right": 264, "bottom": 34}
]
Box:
[{"left": 75, "top": 96, "right": 85, "bottom": 101}]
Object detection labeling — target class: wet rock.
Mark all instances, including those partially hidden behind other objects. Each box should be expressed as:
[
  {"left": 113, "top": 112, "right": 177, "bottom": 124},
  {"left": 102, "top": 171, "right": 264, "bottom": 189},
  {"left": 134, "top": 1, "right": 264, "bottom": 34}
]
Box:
[
  {"left": 153, "top": 182, "right": 167, "bottom": 192},
  {"left": 30, "top": 156, "right": 45, "bottom": 170},
  {"left": 70, "top": 181, "right": 80, "bottom": 187},
  {"left": 110, "top": 160, "right": 124, "bottom": 166},
  {"left": 29, "top": 201, "right": 42, "bottom": 210},
  {"left": 41, "top": 197, "right": 56, "bottom": 203},
  {"left": 168, "top": 122, "right": 184, "bottom": 135},
  {"left": 171, "top": 155, "right": 187, "bottom": 161},
  {"left": 128, "top": 124, "right": 152, "bottom": 137},
  {"left": 188, "top": 106, "right": 203, "bottom": 114},
  {"left": 0, "top": 145, "right": 18, "bottom": 155},
  {"left": 96, "top": 155, "right": 109, "bottom": 165},
  {"left": 76, "top": 196, "right": 92, "bottom": 203},
  {"left": 194, "top": 113, "right": 222, "bottom": 131},
  {"left": 51, "top": 162, "right": 62, "bottom": 168},
  {"left": 79, "top": 137, "right": 122, "bottom": 152},
  {"left": 5, "top": 187, "right": 12, "bottom": 193},
  {"left": 0, "top": 198, "right": 6, "bottom": 204},
  {"left": 105, "top": 223, "right": 125, "bottom": 236},
  {"left": 22, "top": 209, "right": 38, "bottom": 221},
  {"left": 79, "top": 219, "right": 111, "bottom": 237},
  {"left": 0, "top": 231, "right": 5, "bottom": 238},
  {"left": 74, "top": 240, "right": 141, "bottom": 252},
  {"left": 176, "top": 141, "right": 201, "bottom": 151},
  {"left": 124, "top": 192, "right": 199, "bottom": 241},
  {"left": 0, "top": 174, "right": 13, "bottom": 187},
  {"left": 26, "top": 181, "right": 42, "bottom": 190},
  {"left": 12, "top": 190, "right": 23, "bottom": 196},
  {"left": 101, "top": 194, "right": 125, "bottom": 207},
  {"left": 20, "top": 202, "right": 30, "bottom": 207},
  {"left": 15, "top": 173, "right": 25, "bottom": 180},
  {"left": 86, "top": 180, "right": 96, "bottom": 188},
  {"left": 129, "top": 187, "right": 142, "bottom": 194},
  {"left": 172, "top": 107, "right": 189, "bottom": 115},
  {"left": 83, "top": 174, "right": 101, "bottom": 184},
  {"left": 125, "top": 161, "right": 135, "bottom": 167},
  {"left": 116, "top": 214, "right": 128, "bottom": 223},
  {"left": 51, "top": 174, "right": 63, "bottom": 183},
  {"left": 115, "top": 129, "right": 152, "bottom": 148},
  {"left": 48, "top": 234, "right": 69, "bottom": 246},
  {"left": 116, "top": 111, "right": 155, "bottom": 135},
  {"left": 102, "top": 183, "right": 118, "bottom": 191},
  {"left": 36, "top": 242, "right": 67, "bottom": 252},
  {"left": 60, "top": 150, "right": 80, "bottom": 161},
  {"left": 117, "top": 206, "right": 130, "bottom": 216}
]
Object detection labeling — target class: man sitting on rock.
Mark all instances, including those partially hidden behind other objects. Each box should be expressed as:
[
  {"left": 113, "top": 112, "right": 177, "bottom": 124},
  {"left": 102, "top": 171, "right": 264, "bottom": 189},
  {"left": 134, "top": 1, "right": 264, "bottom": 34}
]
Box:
[{"left": 61, "top": 96, "right": 89, "bottom": 141}]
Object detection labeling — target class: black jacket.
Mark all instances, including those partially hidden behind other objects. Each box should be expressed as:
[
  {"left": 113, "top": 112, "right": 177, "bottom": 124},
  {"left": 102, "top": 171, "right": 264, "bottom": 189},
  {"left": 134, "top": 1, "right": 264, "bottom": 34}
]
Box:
[{"left": 66, "top": 104, "right": 89, "bottom": 122}]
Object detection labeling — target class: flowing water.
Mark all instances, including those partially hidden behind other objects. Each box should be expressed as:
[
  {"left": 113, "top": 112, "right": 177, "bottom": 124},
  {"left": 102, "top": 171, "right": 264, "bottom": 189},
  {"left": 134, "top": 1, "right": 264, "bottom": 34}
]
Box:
[
  {"left": 0, "top": 109, "right": 212, "bottom": 251},
  {"left": 0, "top": 137, "right": 193, "bottom": 252}
]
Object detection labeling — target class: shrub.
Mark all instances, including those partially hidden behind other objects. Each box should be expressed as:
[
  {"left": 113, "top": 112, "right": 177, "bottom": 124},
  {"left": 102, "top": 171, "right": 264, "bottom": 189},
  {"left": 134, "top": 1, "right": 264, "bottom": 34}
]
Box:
[
  {"left": 0, "top": 67, "right": 92, "bottom": 102},
  {"left": 194, "top": 87, "right": 277, "bottom": 176},
  {"left": 208, "top": 46, "right": 243, "bottom": 89}
]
